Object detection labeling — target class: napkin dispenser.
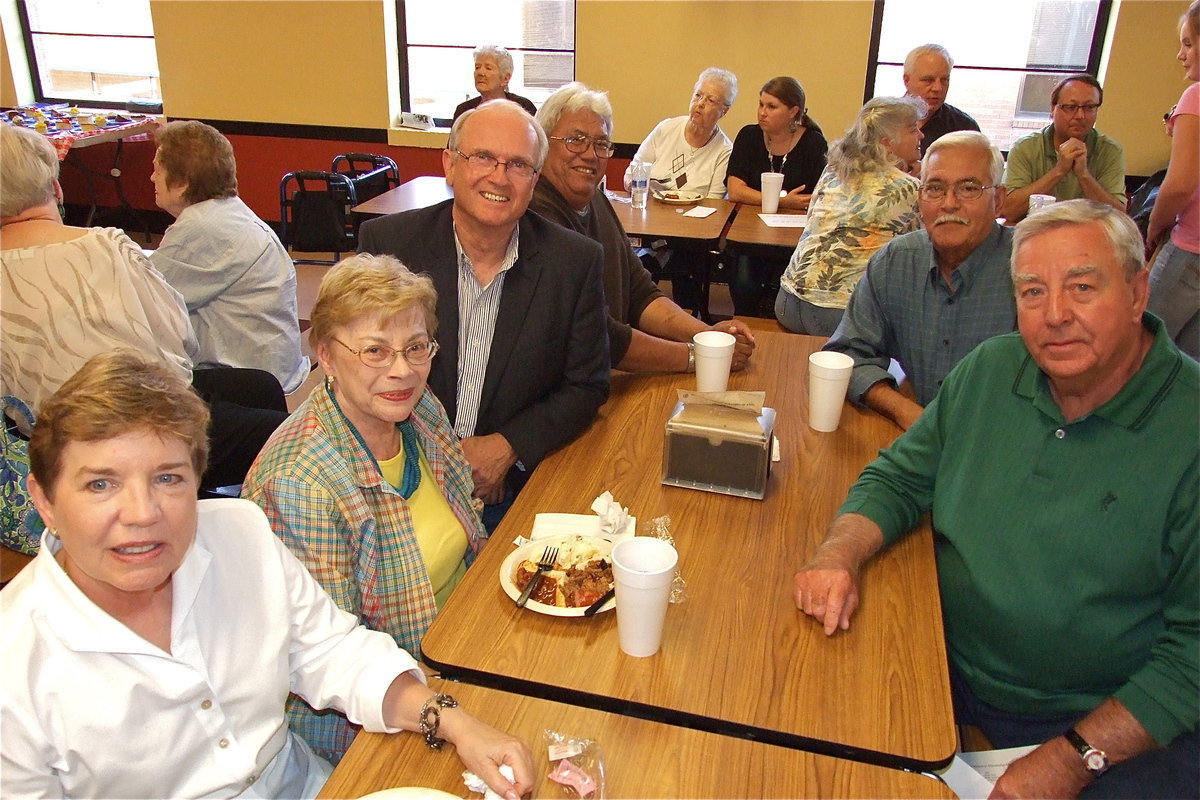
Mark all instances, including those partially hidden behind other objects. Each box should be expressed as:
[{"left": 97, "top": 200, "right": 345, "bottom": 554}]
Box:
[{"left": 662, "top": 400, "right": 776, "bottom": 499}]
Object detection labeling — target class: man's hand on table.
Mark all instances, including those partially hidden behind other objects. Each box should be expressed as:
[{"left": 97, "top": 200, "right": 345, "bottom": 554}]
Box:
[
  {"left": 709, "top": 319, "right": 757, "bottom": 371},
  {"left": 460, "top": 433, "right": 518, "bottom": 505},
  {"left": 792, "top": 514, "right": 884, "bottom": 636},
  {"left": 442, "top": 707, "right": 536, "bottom": 800}
]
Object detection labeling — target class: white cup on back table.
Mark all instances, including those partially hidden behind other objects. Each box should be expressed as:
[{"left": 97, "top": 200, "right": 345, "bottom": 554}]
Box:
[
  {"left": 693, "top": 330, "right": 736, "bottom": 392},
  {"left": 611, "top": 537, "right": 679, "bottom": 657},
  {"left": 760, "top": 172, "right": 785, "bottom": 214},
  {"left": 807, "top": 351, "right": 855, "bottom": 432}
]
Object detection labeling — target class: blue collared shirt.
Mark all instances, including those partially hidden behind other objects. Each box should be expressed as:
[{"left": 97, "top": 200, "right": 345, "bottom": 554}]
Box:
[{"left": 824, "top": 223, "right": 1017, "bottom": 406}]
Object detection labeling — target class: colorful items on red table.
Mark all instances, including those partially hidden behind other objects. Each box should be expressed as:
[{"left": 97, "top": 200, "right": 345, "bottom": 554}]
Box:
[{"left": 2, "top": 104, "right": 156, "bottom": 159}]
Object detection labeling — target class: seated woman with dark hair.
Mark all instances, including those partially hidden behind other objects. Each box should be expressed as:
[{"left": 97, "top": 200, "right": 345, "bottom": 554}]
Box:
[
  {"left": 151, "top": 120, "right": 309, "bottom": 394},
  {"left": 243, "top": 253, "right": 486, "bottom": 762},
  {"left": 0, "top": 124, "right": 284, "bottom": 492},
  {"left": 0, "top": 350, "right": 533, "bottom": 800}
]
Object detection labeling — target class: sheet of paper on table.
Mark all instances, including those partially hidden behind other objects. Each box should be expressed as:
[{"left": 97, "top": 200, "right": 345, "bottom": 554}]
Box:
[
  {"left": 939, "top": 745, "right": 1037, "bottom": 799},
  {"left": 682, "top": 205, "right": 718, "bottom": 218},
  {"left": 758, "top": 213, "right": 808, "bottom": 227}
]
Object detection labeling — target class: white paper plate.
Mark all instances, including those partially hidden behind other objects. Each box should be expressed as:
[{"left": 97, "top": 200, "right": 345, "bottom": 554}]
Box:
[
  {"left": 655, "top": 190, "right": 703, "bottom": 205},
  {"left": 358, "top": 788, "right": 461, "bottom": 799},
  {"left": 500, "top": 535, "right": 616, "bottom": 617}
]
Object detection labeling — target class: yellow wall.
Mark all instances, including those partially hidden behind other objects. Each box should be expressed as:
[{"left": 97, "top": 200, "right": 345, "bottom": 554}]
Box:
[
  {"left": 149, "top": 0, "right": 395, "bottom": 128},
  {"left": 0, "top": 0, "right": 1183, "bottom": 175},
  {"left": 576, "top": 0, "right": 875, "bottom": 147}
]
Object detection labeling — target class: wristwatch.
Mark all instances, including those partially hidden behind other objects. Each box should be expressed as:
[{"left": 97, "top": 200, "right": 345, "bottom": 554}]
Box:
[
  {"left": 686, "top": 342, "right": 696, "bottom": 373},
  {"left": 1064, "top": 727, "right": 1110, "bottom": 777}
]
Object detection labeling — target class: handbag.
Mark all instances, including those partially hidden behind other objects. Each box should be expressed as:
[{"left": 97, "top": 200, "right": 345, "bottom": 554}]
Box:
[{"left": 1, "top": 396, "right": 43, "bottom": 556}]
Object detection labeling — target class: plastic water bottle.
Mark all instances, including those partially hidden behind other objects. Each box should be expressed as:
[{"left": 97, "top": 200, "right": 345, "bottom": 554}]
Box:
[{"left": 631, "top": 160, "right": 650, "bottom": 210}]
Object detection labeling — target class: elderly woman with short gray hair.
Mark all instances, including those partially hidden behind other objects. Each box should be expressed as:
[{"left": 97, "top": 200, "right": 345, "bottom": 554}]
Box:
[
  {"left": 776, "top": 95, "right": 926, "bottom": 336},
  {"left": 452, "top": 44, "right": 537, "bottom": 121},
  {"left": 624, "top": 67, "right": 738, "bottom": 199}
]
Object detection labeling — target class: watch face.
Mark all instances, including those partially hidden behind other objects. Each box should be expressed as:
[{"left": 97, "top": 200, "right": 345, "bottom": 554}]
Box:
[{"left": 1085, "top": 750, "right": 1108, "bottom": 772}]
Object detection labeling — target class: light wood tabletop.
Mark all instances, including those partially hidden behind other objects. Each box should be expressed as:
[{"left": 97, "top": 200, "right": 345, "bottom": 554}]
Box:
[
  {"left": 317, "top": 679, "right": 954, "bottom": 799},
  {"left": 606, "top": 192, "right": 735, "bottom": 245},
  {"left": 421, "top": 331, "right": 956, "bottom": 772},
  {"left": 352, "top": 175, "right": 453, "bottom": 217},
  {"left": 725, "top": 204, "right": 807, "bottom": 250}
]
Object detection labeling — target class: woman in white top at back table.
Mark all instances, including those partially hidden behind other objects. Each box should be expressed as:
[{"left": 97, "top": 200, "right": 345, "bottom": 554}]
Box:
[
  {"left": 624, "top": 67, "right": 737, "bottom": 199},
  {"left": 776, "top": 95, "right": 925, "bottom": 337}
]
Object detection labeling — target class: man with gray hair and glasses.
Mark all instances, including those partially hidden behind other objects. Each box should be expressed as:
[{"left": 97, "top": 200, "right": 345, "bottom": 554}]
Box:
[
  {"left": 359, "top": 100, "right": 609, "bottom": 531},
  {"left": 823, "top": 130, "right": 1016, "bottom": 430},
  {"left": 794, "top": 199, "right": 1198, "bottom": 799},
  {"left": 530, "top": 81, "right": 756, "bottom": 374},
  {"left": 902, "top": 43, "right": 980, "bottom": 154}
]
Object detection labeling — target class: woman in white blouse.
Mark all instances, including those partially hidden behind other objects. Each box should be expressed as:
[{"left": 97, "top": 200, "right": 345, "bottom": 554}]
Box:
[{"left": 0, "top": 350, "right": 533, "bottom": 800}]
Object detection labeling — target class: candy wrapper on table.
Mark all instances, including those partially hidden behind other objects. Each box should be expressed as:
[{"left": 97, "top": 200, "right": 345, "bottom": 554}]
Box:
[{"left": 542, "top": 729, "right": 605, "bottom": 799}]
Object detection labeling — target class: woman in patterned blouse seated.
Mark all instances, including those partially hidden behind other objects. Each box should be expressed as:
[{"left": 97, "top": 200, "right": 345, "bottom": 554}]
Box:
[
  {"left": 775, "top": 96, "right": 926, "bottom": 337},
  {"left": 242, "top": 253, "right": 486, "bottom": 763}
]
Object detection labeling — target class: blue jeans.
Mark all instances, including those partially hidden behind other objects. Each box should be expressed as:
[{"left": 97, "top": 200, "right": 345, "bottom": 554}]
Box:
[
  {"left": 774, "top": 287, "right": 845, "bottom": 337},
  {"left": 1148, "top": 239, "right": 1199, "bottom": 360},
  {"left": 950, "top": 662, "right": 1199, "bottom": 798}
]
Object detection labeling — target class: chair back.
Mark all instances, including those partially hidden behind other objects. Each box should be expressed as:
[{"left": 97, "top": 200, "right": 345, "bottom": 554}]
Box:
[
  {"left": 279, "top": 170, "right": 359, "bottom": 264},
  {"left": 332, "top": 153, "right": 401, "bottom": 204}
]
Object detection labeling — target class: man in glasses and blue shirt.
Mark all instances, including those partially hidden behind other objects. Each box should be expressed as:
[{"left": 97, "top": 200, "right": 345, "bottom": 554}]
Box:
[
  {"left": 823, "top": 131, "right": 1016, "bottom": 430},
  {"left": 359, "top": 100, "right": 609, "bottom": 531},
  {"left": 1002, "top": 73, "right": 1127, "bottom": 223}
]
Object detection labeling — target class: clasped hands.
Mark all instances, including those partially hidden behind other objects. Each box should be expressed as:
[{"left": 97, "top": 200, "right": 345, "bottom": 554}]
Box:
[{"left": 708, "top": 319, "right": 757, "bottom": 372}]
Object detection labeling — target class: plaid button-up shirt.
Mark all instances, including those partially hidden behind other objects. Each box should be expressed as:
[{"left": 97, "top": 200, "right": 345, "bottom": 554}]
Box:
[{"left": 242, "top": 380, "right": 485, "bottom": 761}]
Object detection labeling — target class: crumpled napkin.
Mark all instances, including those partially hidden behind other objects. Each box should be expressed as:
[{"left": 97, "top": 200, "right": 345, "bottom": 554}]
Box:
[
  {"left": 463, "top": 763, "right": 515, "bottom": 799},
  {"left": 514, "top": 491, "right": 636, "bottom": 546}
]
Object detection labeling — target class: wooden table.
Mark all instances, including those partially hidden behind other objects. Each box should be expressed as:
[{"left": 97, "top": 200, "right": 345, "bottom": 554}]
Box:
[
  {"left": 318, "top": 680, "right": 954, "bottom": 799},
  {"left": 725, "top": 204, "right": 807, "bottom": 251},
  {"left": 421, "top": 332, "right": 956, "bottom": 772},
  {"left": 352, "top": 175, "right": 452, "bottom": 216},
  {"left": 607, "top": 192, "right": 734, "bottom": 246}
]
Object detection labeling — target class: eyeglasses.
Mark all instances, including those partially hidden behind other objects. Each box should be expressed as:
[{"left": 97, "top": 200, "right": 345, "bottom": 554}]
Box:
[
  {"left": 918, "top": 181, "right": 996, "bottom": 202},
  {"left": 692, "top": 92, "right": 727, "bottom": 108},
  {"left": 333, "top": 337, "right": 439, "bottom": 368},
  {"left": 1056, "top": 103, "right": 1101, "bottom": 116},
  {"left": 549, "top": 134, "right": 615, "bottom": 157},
  {"left": 454, "top": 150, "right": 539, "bottom": 181}
]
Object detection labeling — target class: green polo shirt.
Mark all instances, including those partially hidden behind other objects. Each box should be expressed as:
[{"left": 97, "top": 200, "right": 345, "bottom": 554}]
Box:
[
  {"left": 841, "top": 315, "right": 1198, "bottom": 745},
  {"left": 1004, "top": 124, "right": 1127, "bottom": 205}
]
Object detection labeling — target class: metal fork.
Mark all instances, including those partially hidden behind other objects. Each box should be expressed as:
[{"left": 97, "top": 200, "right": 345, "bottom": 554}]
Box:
[{"left": 515, "top": 546, "right": 559, "bottom": 608}]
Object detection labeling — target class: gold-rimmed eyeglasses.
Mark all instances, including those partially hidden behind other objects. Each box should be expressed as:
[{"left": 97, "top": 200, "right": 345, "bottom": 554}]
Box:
[
  {"left": 333, "top": 337, "right": 439, "bottom": 368},
  {"left": 549, "top": 134, "right": 615, "bottom": 158},
  {"left": 454, "top": 150, "right": 539, "bottom": 181},
  {"left": 918, "top": 181, "right": 996, "bottom": 202}
]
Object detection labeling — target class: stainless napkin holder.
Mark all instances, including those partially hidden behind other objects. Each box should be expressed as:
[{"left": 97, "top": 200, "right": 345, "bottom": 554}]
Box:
[{"left": 661, "top": 401, "right": 776, "bottom": 500}]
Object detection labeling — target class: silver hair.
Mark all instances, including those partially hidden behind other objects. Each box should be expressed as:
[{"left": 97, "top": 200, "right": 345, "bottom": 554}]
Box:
[
  {"left": 1011, "top": 199, "right": 1145, "bottom": 282},
  {"left": 473, "top": 44, "right": 514, "bottom": 78},
  {"left": 694, "top": 67, "right": 738, "bottom": 107},
  {"left": 904, "top": 43, "right": 954, "bottom": 74},
  {"left": 535, "top": 82, "right": 614, "bottom": 139},
  {"left": 922, "top": 130, "right": 1004, "bottom": 186},
  {"left": 826, "top": 95, "right": 926, "bottom": 182},
  {"left": 448, "top": 99, "right": 549, "bottom": 169},
  {"left": 0, "top": 124, "right": 60, "bottom": 217}
]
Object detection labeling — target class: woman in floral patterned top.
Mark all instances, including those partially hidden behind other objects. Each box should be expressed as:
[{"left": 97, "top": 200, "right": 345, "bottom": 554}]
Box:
[{"left": 775, "top": 95, "right": 926, "bottom": 336}]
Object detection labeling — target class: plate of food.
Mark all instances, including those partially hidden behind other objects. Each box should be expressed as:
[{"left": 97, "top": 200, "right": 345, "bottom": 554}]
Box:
[
  {"left": 655, "top": 189, "right": 703, "bottom": 205},
  {"left": 500, "top": 535, "right": 615, "bottom": 617}
]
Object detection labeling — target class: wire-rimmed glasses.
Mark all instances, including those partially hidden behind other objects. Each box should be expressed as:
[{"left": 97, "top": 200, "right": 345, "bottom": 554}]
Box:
[
  {"left": 549, "top": 134, "right": 615, "bottom": 158},
  {"left": 454, "top": 150, "right": 539, "bottom": 181},
  {"left": 917, "top": 181, "right": 996, "bottom": 202},
  {"left": 333, "top": 338, "right": 440, "bottom": 368}
]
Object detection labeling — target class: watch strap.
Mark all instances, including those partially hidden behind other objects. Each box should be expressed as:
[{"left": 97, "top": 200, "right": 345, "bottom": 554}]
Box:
[{"left": 1064, "top": 727, "right": 1110, "bottom": 777}]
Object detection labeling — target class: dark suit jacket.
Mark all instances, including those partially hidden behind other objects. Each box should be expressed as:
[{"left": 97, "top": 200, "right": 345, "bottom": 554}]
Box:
[{"left": 358, "top": 200, "right": 610, "bottom": 477}]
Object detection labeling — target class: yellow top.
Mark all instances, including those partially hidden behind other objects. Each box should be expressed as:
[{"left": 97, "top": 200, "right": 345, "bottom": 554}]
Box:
[{"left": 378, "top": 445, "right": 469, "bottom": 609}]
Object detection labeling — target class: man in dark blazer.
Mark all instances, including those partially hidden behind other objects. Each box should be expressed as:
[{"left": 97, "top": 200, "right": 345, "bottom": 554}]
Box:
[{"left": 359, "top": 100, "right": 609, "bottom": 530}]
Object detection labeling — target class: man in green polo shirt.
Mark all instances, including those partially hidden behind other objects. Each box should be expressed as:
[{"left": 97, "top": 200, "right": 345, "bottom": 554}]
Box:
[
  {"left": 1002, "top": 74, "right": 1127, "bottom": 223},
  {"left": 793, "top": 200, "right": 1197, "bottom": 798}
]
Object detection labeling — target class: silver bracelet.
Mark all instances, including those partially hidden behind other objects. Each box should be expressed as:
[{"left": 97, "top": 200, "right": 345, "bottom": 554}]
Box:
[
  {"left": 418, "top": 693, "right": 458, "bottom": 749},
  {"left": 686, "top": 342, "right": 696, "bottom": 373}
]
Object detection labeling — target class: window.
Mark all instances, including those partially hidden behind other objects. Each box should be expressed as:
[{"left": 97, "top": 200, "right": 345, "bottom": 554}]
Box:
[
  {"left": 866, "top": 0, "right": 1111, "bottom": 150},
  {"left": 18, "top": 0, "right": 160, "bottom": 108},
  {"left": 400, "top": 0, "right": 575, "bottom": 121}
]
